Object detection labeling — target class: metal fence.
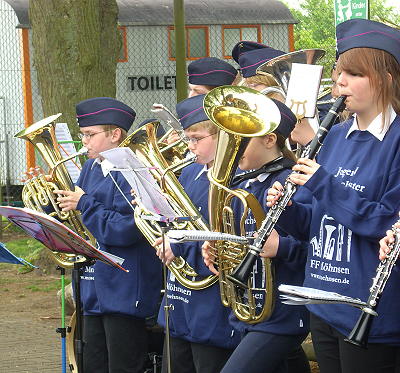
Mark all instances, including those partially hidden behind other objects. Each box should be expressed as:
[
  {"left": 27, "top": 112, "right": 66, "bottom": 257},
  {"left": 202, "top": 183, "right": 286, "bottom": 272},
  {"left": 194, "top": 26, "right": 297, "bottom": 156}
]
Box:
[{"left": 0, "top": 0, "right": 294, "bottom": 209}]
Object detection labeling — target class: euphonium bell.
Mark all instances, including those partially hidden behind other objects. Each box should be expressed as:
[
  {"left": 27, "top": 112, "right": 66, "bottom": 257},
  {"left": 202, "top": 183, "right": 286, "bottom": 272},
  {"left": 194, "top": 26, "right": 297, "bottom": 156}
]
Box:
[
  {"left": 204, "top": 85, "right": 280, "bottom": 323},
  {"left": 119, "top": 121, "right": 218, "bottom": 290},
  {"left": 256, "top": 49, "right": 326, "bottom": 96},
  {"left": 15, "top": 114, "right": 95, "bottom": 268}
]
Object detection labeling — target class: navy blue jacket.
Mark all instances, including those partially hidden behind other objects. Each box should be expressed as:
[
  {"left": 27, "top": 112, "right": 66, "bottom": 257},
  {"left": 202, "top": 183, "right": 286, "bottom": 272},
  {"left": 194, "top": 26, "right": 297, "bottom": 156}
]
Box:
[
  {"left": 276, "top": 116, "right": 400, "bottom": 345},
  {"left": 229, "top": 168, "right": 310, "bottom": 336},
  {"left": 157, "top": 163, "right": 240, "bottom": 349},
  {"left": 76, "top": 159, "right": 162, "bottom": 318}
]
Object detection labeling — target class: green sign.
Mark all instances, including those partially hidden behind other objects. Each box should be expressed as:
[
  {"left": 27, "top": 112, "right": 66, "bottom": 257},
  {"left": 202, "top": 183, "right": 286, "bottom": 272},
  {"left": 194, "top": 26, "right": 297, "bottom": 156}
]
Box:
[{"left": 334, "top": 0, "right": 369, "bottom": 25}]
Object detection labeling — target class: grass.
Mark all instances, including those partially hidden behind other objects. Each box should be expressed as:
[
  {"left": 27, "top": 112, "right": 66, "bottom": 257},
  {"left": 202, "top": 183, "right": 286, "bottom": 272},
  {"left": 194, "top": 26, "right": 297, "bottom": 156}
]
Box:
[
  {"left": 26, "top": 279, "right": 66, "bottom": 292},
  {"left": 1, "top": 236, "right": 46, "bottom": 273}
]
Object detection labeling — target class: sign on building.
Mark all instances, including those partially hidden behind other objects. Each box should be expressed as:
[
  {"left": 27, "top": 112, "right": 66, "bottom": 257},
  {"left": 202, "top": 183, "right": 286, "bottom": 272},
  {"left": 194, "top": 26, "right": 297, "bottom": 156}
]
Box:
[{"left": 334, "top": 0, "right": 369, "bottom": 25}]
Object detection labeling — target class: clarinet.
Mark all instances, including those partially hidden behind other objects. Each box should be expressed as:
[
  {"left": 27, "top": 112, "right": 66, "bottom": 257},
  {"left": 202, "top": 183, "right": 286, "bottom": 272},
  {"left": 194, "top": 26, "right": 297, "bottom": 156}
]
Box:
[
  {"left": 227, "top": 95, "right": 347, "bottom": 289},
  {"left": 345, "top": 220, "right": 400, "bottom": 348}
]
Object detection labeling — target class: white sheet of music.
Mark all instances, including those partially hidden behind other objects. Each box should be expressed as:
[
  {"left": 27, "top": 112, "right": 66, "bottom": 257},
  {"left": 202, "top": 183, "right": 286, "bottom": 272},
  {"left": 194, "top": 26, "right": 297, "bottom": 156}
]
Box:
[
  {"left": 285, "top": 63, "right": 323, "bottom": 118},
  {"left": 100, "top": 147, "right": 178, "bottom": 221},
  {"left": 278, "top": 284, "right": 366, "bottom": 308},
  {"left": 55, "top": 123, "right": 81, "bottom": 183}
]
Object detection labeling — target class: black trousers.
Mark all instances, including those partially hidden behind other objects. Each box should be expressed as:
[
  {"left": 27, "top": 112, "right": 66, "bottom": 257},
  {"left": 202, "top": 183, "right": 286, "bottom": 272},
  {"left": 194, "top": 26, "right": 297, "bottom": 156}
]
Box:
[
  {"left": 161, "top": 335, "right": 234, "bottom": 373},
  {"left": 83, "top": 314, "right": 148, "bottom": 373},
  {"left": 220, "top": 331, "right": 310, "bottom": 373},
  {"left": 310, "top": 313, "right": 400, "bottom": 373}
]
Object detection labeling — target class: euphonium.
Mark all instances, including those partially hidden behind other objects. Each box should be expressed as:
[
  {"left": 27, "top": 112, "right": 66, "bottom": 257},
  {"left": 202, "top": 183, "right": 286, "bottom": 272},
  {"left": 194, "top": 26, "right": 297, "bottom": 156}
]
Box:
[
  {"left": 204, "top": 85, "right": 280, "bottom": 323},
  {"left": 119, "top": 121, "right": 218, "bottom": 290},
  {"left": 15, "top": 113, "right": 95, "bottom": 268},
  {"left": 256, "top": 49, "right": 326, "bottom": 97}
]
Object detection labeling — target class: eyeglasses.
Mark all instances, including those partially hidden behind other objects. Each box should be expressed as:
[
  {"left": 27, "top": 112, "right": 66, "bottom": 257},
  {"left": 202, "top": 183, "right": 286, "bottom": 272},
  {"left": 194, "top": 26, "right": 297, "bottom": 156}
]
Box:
[
  {"left": 78, "top": 130, "right": 111, "bottom": 140},
  {"left": 182, "top": 133, "right": 217, "bottom": 145}
]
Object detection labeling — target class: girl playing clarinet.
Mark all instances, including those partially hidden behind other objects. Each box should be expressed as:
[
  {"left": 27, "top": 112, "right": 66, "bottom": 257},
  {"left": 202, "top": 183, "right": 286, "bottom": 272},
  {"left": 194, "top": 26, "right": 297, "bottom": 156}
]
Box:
[{"left": 267, "top": 19, "right": 400, "bottom": 373}]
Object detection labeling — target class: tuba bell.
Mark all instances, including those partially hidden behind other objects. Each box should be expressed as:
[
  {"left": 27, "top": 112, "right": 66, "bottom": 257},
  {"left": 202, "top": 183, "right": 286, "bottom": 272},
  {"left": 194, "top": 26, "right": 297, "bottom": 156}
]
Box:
[
  {"left": 204, "top": 85, "right": 280, "bottom": 323},
  {"left": 15, "top": 114, "right": 95, "bottom": 268},
  {"left": 119, "top": 121, "right": 218, "bottom": 290}
]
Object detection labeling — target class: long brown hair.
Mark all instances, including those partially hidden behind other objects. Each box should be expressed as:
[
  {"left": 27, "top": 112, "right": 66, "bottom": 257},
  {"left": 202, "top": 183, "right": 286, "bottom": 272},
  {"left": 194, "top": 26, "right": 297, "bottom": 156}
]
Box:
[
  {"left": 276, "top": 133, "right": 297, "bottom": 162},
  {"left": 336, "top": 48, "right": 400, "bottom": 126}
]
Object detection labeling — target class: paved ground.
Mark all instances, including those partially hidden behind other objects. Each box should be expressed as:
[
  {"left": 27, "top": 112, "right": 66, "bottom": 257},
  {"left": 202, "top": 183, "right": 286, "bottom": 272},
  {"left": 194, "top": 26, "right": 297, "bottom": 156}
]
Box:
[{"left": 0, "top": 265, "right": 68, "bottom": 372}]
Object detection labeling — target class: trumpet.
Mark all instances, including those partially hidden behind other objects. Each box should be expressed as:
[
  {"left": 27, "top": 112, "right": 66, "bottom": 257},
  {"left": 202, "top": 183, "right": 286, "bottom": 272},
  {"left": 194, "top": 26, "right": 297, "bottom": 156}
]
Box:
[
  {"left": 227, "top": 95, "right": 347, "bottom": 289},
  {"left": 345, "top": 219, "right": 400, "bottom": 348}
]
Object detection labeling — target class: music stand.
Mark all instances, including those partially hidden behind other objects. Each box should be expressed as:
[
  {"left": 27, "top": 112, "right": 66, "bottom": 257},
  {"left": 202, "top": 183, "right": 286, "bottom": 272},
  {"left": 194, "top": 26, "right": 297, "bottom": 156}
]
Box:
[{"left": 0, "top": 206, "right": 127, "bottom": 373}]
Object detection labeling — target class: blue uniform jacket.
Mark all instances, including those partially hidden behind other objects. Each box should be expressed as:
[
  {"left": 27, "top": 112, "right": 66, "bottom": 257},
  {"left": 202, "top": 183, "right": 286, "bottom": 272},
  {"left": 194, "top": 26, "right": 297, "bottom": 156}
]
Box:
[
  {"left": 229, "top": 168, "right": 310, "bottom": 336},
  {"left": 157, "top": 163, "right": 240, "bottom": 349},
  {"left": 76, "top": 158, "right": 162, "bottom": 318},
  {"left": 276, "top": 116, "right": 400, "bottom": 345}
]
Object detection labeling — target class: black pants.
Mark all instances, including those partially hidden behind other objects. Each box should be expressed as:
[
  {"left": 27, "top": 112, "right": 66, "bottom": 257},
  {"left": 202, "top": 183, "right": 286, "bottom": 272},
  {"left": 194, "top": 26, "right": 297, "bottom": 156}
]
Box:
[
  {"left": 220, "top": 331, "right": 310, "bottom": 373},
  {"left": 161, "top": 335, "right": 234, "bottom": 373},
  {"left": 310, "top": 313, "right": 400, "bottom": 373},
  {"left": 83, "top": 314, "right": 148, "bottom": 373}
]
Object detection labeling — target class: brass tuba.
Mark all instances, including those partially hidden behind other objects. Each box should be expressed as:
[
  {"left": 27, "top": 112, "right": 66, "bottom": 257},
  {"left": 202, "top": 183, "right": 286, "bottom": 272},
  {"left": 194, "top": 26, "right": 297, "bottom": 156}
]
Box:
[
  {"left": 204, "top": 85, "right": 280, "bottom": 323},
  {"left": 119, "top": 121, "right": 218, "bottom": 290},
  {"left": 15, "top": 114, "right": 95, "bottom": 268}
]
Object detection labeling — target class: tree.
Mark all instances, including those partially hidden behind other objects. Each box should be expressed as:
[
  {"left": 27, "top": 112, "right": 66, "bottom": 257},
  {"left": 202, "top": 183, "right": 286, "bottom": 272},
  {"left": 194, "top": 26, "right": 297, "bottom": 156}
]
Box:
[
  {"left": 285, "top": 0, "right": 400, "bottom": 77},
  {"left": 29, "top": 0, "right": 121, "bottom": 136}
]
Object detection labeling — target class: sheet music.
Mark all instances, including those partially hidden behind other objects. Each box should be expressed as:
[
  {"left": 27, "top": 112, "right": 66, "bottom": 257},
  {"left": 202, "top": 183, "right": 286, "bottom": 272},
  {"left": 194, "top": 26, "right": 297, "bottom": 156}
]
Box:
[
  {"left": 99, "top": 147, "right": 178, "bottom": 220},
  {"left": 285, "top": 63, "right": 323, "bottom": 118},
  {"left": 0, "top": 206, "right": 127, "bottom": 271},
  {"left": 278, "top": 284, "right": 367, "bottom": 309},
  {"left": 55, "top": 123, "right": 81, "bottom": 183}
]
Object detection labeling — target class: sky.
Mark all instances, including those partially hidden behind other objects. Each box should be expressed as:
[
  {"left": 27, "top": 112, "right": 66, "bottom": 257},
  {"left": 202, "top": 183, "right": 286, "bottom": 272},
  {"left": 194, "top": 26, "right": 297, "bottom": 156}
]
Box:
[{"left": 283, "top": 0, "right": 400, "bottom": 12}]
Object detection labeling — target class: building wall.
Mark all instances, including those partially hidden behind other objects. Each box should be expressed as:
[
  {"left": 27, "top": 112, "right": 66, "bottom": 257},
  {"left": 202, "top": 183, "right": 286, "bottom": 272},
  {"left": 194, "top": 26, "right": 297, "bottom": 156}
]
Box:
[{"left": 0, "top": 0, "right": 291, "bottom": 191}]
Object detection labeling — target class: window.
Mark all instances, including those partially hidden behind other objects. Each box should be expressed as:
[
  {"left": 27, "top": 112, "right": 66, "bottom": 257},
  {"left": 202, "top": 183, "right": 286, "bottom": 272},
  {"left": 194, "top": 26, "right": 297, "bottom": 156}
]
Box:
[
  {"left": 168, "top": 26, "right": 209, "bottom": 60},
  {"left": 118, "top": 26, "right": 128, "bottom": 62},
  {"left": 222, "top": 25, "right": 262, "bottom": 59}
]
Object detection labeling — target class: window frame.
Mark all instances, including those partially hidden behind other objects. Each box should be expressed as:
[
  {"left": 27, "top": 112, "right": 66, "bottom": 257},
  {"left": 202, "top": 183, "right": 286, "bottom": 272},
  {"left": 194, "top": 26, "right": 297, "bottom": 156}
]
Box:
[
  {"left": 168, "top": 25, "right": 210, "bottom": 61},
  {"left": 221, "top": 25, "right": 262, "bottom": 59},
  {"left": 118, "top": 26, "right": 128, "bottom": 63}
]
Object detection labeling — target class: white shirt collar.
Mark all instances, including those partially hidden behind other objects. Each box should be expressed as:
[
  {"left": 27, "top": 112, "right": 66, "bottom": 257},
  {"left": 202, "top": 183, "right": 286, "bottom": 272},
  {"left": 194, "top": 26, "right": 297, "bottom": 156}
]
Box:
[
  {"left": 194, "top": 164, "right": 208, "bottom": 180},
  {"left": 244, "top": 172, "right": 270, "bottom": 188},
  {"left": 346, "top": 106, "right": 397, "bottom": 141},
  {"left": 91, "top": 158, "right": 115, "bottom": 177}
]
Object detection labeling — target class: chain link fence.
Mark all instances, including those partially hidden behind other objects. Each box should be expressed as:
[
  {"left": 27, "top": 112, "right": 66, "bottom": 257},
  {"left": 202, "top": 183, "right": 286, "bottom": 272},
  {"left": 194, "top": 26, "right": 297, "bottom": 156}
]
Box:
[{"left": 0, "top": 0, "right": 295, "bottom": 212}]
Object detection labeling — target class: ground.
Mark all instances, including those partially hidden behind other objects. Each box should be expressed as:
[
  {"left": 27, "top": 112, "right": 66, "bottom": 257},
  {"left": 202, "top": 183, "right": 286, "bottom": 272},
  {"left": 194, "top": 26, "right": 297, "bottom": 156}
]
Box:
[{"left": 0, "top": 231, "right": 320, "bottom": 373}]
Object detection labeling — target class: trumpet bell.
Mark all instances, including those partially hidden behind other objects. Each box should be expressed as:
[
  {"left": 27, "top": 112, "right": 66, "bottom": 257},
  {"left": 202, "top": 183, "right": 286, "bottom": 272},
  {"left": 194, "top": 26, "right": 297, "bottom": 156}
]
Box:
[
  {"left": 203, "top": 86, "right": 281, "bottom": 137},
  {"left": 256, "top": 49, "right": 326, "bottom": 94}
]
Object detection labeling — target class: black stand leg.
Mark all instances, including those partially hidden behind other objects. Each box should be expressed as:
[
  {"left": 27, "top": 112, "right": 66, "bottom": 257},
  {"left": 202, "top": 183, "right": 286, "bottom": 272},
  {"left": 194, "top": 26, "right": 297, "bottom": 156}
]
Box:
[
  {"left": 72, "top": 260, "right": 92, "bottom": 373},
  {"left": 161, "top": 224, "right": 173, "bottom": 373}
]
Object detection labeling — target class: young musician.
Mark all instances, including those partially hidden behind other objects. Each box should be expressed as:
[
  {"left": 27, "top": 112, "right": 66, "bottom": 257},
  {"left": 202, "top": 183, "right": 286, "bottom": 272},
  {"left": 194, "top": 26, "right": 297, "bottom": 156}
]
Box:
[
  {"left": 187, "top": 57, "right": 238, "bottom": 97},
  {"left": 166, "top": 57, "right": 237, "bottom": 145},
  {"left": 54, "top": 97, "right": 162, "bottom": 373},
  {"left": 231, "top": 40, "right": 269, "bottom": 64},
  {"left": 267, "top": 19, "right": 400, "bottom": 372},
  {"left": 158, "top": 95, "right": 239, "bottom": 373},
  {"left": 236, "top": 46, "right": 285, "bottom": 93},
  {"left": 204, "top": 100, "right": 311, "bottom": 373},
  {"left": 156, "top": 94, "right": 240, "bottom": 373}
]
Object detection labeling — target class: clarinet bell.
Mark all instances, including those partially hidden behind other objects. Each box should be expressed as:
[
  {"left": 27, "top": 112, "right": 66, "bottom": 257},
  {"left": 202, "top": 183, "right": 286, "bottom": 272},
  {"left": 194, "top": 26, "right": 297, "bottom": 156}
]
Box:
[{"left": 344, "top": 311, "right": 376, "bottom": 349}]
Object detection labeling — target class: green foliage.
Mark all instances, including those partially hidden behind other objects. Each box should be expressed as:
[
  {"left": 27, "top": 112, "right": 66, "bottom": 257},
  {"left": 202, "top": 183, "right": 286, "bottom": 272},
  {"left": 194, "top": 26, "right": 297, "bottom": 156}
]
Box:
[
  {"left": 2, "top": 238, "right": 45, "bottom": 273},
  {"left": 284, "top": 0, "right": 400, "bottom": 77}
]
